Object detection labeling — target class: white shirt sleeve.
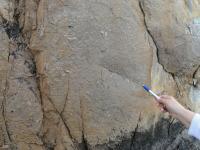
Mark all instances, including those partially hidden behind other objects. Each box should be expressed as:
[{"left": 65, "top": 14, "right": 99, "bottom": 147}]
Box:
[{"left": 188, "top": 113, "right": 200, "bottom": 140}]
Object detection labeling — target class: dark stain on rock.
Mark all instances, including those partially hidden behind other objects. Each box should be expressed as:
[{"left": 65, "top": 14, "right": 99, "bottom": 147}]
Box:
[
  {"left": 78, "top": 135, "right": 90, "bottom": 150},
  {"left": 2, "top": 21, "right": 20, "bottom": 39},
  {"left": 9, "top": 51, "right": 17, "bottom": 59},
  {"left": 24, "top": 59, "right": 37, "bottom": 75},
  {"left": 68, "top": 25, "right": 74, "bottom": 28},
  {"left": 93, "top": 118, "right": 200, "bottom": 150}
]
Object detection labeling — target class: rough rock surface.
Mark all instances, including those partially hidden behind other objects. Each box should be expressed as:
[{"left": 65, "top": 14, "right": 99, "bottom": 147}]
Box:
[{"left": 0, "top": 0, "right": 200, "bottom": 150}]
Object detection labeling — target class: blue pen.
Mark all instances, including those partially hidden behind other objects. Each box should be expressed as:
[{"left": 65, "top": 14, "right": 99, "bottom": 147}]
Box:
[{"left": 143, "top": 85, "right": 160, "bottom": 100}]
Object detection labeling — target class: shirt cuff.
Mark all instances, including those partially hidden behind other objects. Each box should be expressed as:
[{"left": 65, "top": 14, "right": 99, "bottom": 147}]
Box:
[{"left": 188, "top": 113, "right": 200, "bottom": 140}]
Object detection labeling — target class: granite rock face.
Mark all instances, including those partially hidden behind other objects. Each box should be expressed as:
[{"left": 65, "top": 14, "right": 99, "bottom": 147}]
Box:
[
  {"left": 140, "top": 0, "right": 200, "bottom": 76},
  {"left": 0, "top": 0, "right": 200, "bottom": 150}
]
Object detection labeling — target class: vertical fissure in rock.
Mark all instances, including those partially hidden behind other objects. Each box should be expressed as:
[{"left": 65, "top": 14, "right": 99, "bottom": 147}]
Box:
[
  {"left": 0, "top": 17, "right": 21, "bottom": 147},
  {"left": 0, "top": 13, "right": 8, "bottom": 147},
  {"left": 2, "top": 79, "right": 12, "bottom": 144},
  {"left": 130, "top": 113, "right": 141, "bottom": 150},
  {"left": 138, "top": 0, "right": 182, "bottom": 98},
  {"left": 171, "top": 74, "right": 181, "bottom": 97},
  {"left": 35, "top": 74, "right": 46, "bottom": 142},
  {"left": 80, "top": 91, "right": 89, "bottom": 150},
  {"left": 138, "top": 1, "right": 160, "bottom": 63},
  {"left": 0, "top": 0, "right": 43, "bottom": 148},
  {"left": 27, "top": 1, "right": 77, "bottom": 148},
  {"left": 13, "top": 0, "right": 21, "bottom": 23},
  {"left": 45, "top": 94, "right": 76, "bottom": 142},
  {"left": 167, "top": 117, "right": 175, "bottom": 136},
  {"left": 81, "top": 134, "right": 89, "bottom": 150},
  {"left": 60, "top": 74, "right": 70, "bottom": 115},
  {"left": 59, "top": 114, "right": 75, "bottom": 143},
  {"left": 138, "top": 1, "right": 173, "bottom": 75},
  {"left": 192, "top": 65, "right": 200, "bottom": 86}
]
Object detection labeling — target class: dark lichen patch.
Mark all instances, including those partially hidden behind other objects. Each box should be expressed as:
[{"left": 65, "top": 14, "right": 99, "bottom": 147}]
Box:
[
  {"left": 93, "top": 118, "right": 200, "bottom": 150},
  {"left": 24, "top": 59, "right": 37, "bottom": 75},
  {"left": 5, "top": 23, "right": 20, "bottom": 39},
  {"left": 1, "top": 19, "right": 21, "bottom": 39},
  {"left": 130, "top": 118, "right": 183, "bottom": 150},
  {"left": 176, "top": 136, "right": 200, "bottom": 150}
]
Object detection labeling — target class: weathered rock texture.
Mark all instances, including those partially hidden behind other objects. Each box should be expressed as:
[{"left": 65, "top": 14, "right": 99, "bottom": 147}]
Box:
[{"left": 0, "top": 0, "right": 200, "bottom": 149}]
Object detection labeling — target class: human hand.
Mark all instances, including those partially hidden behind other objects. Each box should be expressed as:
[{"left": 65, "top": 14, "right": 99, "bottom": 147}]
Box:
[
  {"left": 156, "top": 95, "right": 185, "bottom": 118},
  {"left": 155, "top": 95, "right": 195, "bottom": 127}
]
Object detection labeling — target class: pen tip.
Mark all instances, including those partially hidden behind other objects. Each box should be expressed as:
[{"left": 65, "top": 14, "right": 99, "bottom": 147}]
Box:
[{"left": 143, "top": 84, "right": 150, "bottom": 92}]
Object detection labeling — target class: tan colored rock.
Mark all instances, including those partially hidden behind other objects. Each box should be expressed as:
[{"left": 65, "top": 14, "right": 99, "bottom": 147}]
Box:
[
  {"left": 0, "top": 0, "right": 14, "bottom": 21},
  {"left": 29, "top": 0, "right": 176, "bottom": 148},
  {"left": 140, "top": 0, "right": 200, "bottom": 76},
  {"left": 3, "top": 37, "right": 44, "bottom": 149},
  {"left": 0, "top": 0, "right": 200, "bottom": 149},
  {"left": 0, "top": 2, "right": 44, "bottom": 148},
  {"left": 140, "top": 0, "right": 200, "bottom": 114},
  {"left": 0, "top": 24, "right": 10, "bottom": 147}
]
